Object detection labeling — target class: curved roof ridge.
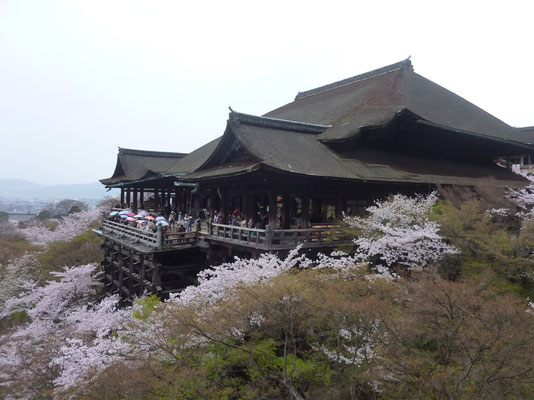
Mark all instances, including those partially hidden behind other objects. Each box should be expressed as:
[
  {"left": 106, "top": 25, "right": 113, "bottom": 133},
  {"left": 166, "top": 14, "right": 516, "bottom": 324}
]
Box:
[
  {"left": 118, "top": 147, "right": 187, "bottom": 158},
  {"left": 295, "top": 58, "right": 413, "bottom": 101},
  {"left": 229, "top": 110, "right": 331, "bottom": 134}
]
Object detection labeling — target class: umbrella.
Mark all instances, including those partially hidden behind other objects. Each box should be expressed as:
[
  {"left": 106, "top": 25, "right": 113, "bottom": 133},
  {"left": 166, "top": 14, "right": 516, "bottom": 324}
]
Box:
[
  {"left": 127, "top": 217, "right": 136, "bottom": 222},
  {"left": 157, "top": 221, "right": 169, "bottom": 227},
  {"left": 120, "top": 214, "right": 129, "bottom": 219},
  {"left": 145, "top": 216, "right": 155, "bottom": 220},
  {"left": 155, "top": 216, "right": 167, "bottom": 222},
  {"left": 134, "top": 214, "right": 145, "bottom": 219},
  {"left": 140, "top": 210, "right": 148, "bottom": 216},
  {"left": 119, "top": 210, "right": 129, "bottom": 215},
  {"left": 126, "top": 212, "right": 136, "bottom": 217},
  {"left": 109, "top": 211, "right": 119, "bottom": 216}
]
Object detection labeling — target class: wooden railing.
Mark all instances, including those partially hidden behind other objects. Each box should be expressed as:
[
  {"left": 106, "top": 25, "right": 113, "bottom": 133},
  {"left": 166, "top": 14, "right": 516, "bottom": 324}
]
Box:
[
  {"left": 100, "top": 220, "right": 350, "bottom": 251},
  {"left": 208, "top": 223, "right": 268, "bottom": 247},
  {"left": 206, "top": 222, "right": 350, "bottom": 250},
  {"left": 101, "top": 220, "right": 196, "bottom": 250}
]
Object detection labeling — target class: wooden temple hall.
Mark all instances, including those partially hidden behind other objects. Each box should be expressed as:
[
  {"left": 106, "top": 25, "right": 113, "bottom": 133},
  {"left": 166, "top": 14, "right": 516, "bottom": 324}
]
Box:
[{"left": 96, "top": 58, "right": 533, "bottom": 299}]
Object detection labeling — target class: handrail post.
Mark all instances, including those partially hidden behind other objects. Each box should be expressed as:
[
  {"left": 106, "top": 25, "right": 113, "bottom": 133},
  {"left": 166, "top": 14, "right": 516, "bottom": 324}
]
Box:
[
  {"left": 157, "top": 226, "right": 163, "bottom": 249},
  {"left": 101, "top": 211, "right": 106, "bottom": 227},
  {"left": 265, "top": 224, "right": 272, "bottom": 250}
]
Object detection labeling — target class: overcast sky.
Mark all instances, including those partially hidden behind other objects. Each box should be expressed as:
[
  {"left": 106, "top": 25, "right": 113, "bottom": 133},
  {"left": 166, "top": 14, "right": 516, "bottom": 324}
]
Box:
[{"left": 1, "top": 0, "right": 532, "bottom": 185}]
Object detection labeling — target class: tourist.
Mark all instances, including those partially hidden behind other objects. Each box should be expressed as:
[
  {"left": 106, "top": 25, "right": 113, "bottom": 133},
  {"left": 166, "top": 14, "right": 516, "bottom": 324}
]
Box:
[{"left": 169, "top": 211, "right": 176, "bottom": 232}]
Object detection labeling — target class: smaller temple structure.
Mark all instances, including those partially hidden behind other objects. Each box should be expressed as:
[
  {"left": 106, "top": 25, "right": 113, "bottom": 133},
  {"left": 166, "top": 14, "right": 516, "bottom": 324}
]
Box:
[{"left": 96, "top": 59, "right": 533, "bottom": 299}]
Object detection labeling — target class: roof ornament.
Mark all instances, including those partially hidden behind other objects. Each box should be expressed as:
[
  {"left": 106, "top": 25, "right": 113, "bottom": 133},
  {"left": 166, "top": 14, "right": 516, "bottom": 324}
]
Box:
[{"left": 228, "top": 106, "right": 240, "bottom": 126}]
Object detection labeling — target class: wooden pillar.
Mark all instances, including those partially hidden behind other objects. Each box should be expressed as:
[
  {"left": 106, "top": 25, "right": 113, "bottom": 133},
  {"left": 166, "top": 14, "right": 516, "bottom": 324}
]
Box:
[
  {"left": 139, "top": 254, "right": 145, "bottom": 293},
  {"left": 139, "top": 188, "right": 144, "bottom": 210},
  {"left": 242, "top": 188, "right": 251, "bottom": 221},
  {"left": 128, "top": 249, "right": 134, "bottom": 298},
  {"left": 301, "top": 195, "right": 310, "bottom": 229},
  {"left": 126, "top": 189, "right": 131, "bottom": 209},
  {"left": 154, "top": 189, "right": 160, "bottom": 211},
  {"left": 220, "top": 189, "right": 227, "bottom": 220},
  {"left": 161, "top": 189, "right": 167, "bottom": 210},
  {"left": 268, "top": 191, "right": 278, "bottom": 227},
  {"left": 120, "top": 188, "right": 125, "bottom": 206},
  {"left": 133, "top": 188, "right": 138, "bottom": 212},
  {"left": 118, "top": 245, "right": 124, "bottom": 293},
  {"left": 282, "top": 194, "right": 290, "bottom": 229}
]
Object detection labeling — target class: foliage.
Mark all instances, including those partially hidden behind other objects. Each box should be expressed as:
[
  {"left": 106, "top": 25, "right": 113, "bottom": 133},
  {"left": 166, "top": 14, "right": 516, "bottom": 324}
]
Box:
[
  {"left": 37, "top": 209, "right": 53, "bottom": 220},
  {"left": 54, "top": 199, "right": 88, "bottom": 216},
  {"left": 378, "top": 276, "right": 534, "bottom": 399},
  {"left": 432, "top": 197, "right": 534, "bottom": 295},
  {"left": 37, "top": 230, "right": 103, "bottom": 280}
]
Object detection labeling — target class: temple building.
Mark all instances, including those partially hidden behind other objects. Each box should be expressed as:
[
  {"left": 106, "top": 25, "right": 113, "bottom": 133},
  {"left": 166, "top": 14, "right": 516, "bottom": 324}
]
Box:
[{"left": 96, "top": 59, "right": 532, "bottom": 299}]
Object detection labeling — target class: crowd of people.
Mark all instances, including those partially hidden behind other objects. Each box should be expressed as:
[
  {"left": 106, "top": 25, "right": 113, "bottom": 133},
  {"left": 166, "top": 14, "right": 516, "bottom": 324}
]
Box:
[
  {"left": 211, "top": 209, "right": 268, "bottom": 230},
  {"left": 108, "top": 207, "right": 197, "bottom": 234},
  {"left": 108, "top": 203, "right": 273, "bottom": 236}
]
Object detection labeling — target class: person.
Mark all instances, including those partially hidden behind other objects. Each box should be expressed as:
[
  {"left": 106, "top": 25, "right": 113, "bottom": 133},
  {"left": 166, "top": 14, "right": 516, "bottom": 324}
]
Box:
[
  {"left": 169, "top": 211, "right": 176, "bottom": 232},
  {"left": 239, "top": 216, "right": 247, "bottom": 227},
  {"left": 186, "top": 215, "right": 193, "bottom": 232},
  {"left": 178, "top": 211, "right": 183, "bottom": 222},
  {"left": 247, "top": 218, "right": 254, "bottom": 228}
]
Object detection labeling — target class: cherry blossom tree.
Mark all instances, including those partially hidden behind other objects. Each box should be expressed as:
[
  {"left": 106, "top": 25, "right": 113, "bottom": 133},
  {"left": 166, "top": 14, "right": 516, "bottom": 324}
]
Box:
[
  {"left": 0, "top": 263, "right": 131, "bottom": 399},
  {"left": 19, "top": 207, "right": 103, "bottom": 247},
  {"left": 345, "top": 192, "right": 457, "bottom": 270}
]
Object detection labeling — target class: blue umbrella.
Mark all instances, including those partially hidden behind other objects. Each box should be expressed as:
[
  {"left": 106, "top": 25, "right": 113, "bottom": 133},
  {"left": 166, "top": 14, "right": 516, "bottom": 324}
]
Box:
[
  {"left": 120, "top": 214, "right": 129, "bottom": 219},
  {"left": 110, "top": 211, "right": 119, "bottom": 216},
  {"left": 155, "top": 216, "right": 167, "bottom": 222}
]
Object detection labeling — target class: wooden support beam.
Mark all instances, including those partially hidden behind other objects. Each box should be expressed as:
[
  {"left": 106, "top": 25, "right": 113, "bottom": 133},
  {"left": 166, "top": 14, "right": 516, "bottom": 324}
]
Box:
[
  {"left": 128, "top": 249, "right": 134, "bottom": 298},
  {"left": 118, "top": 245, "right": 124, "bottom": 293},
  {"left": 139, "top": 254, "right": 146, "bottom": 294}
]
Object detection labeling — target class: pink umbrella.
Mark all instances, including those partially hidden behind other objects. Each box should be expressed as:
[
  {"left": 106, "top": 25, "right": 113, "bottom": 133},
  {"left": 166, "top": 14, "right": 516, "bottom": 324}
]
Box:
[
  {"left": 127, "top": 217, "right": 136, "bottom": 222},
  {"left": 127, "top": 212, "right": 136, "bottom": 217},
  {"left": 145, "top": 216, "right": 155, "bottom": 220}
]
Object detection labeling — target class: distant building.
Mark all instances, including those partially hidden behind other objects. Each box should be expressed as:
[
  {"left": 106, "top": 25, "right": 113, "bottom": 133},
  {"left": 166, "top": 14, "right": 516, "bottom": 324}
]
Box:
[
  {"left": 497, "top": 126, "right": 534, "bottom": 174},
  {"left": 8, "top": 213, "right": 37, "bottom": 222}
]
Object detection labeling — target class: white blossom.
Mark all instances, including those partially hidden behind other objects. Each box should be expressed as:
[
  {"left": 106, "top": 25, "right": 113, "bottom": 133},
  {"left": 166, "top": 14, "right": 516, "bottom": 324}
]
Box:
[
  {"left": 345, "top": 192, "right": 458, "bottom": 269},
  {"left": 19, "top": 208, "right": 103, "bottom": 246}
]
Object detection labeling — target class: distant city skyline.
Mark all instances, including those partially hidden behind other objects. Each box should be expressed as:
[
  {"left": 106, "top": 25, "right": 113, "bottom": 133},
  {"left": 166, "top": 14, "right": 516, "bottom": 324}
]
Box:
[{"left": 1, "top": 0, "right": 533, "bottom": 185}]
